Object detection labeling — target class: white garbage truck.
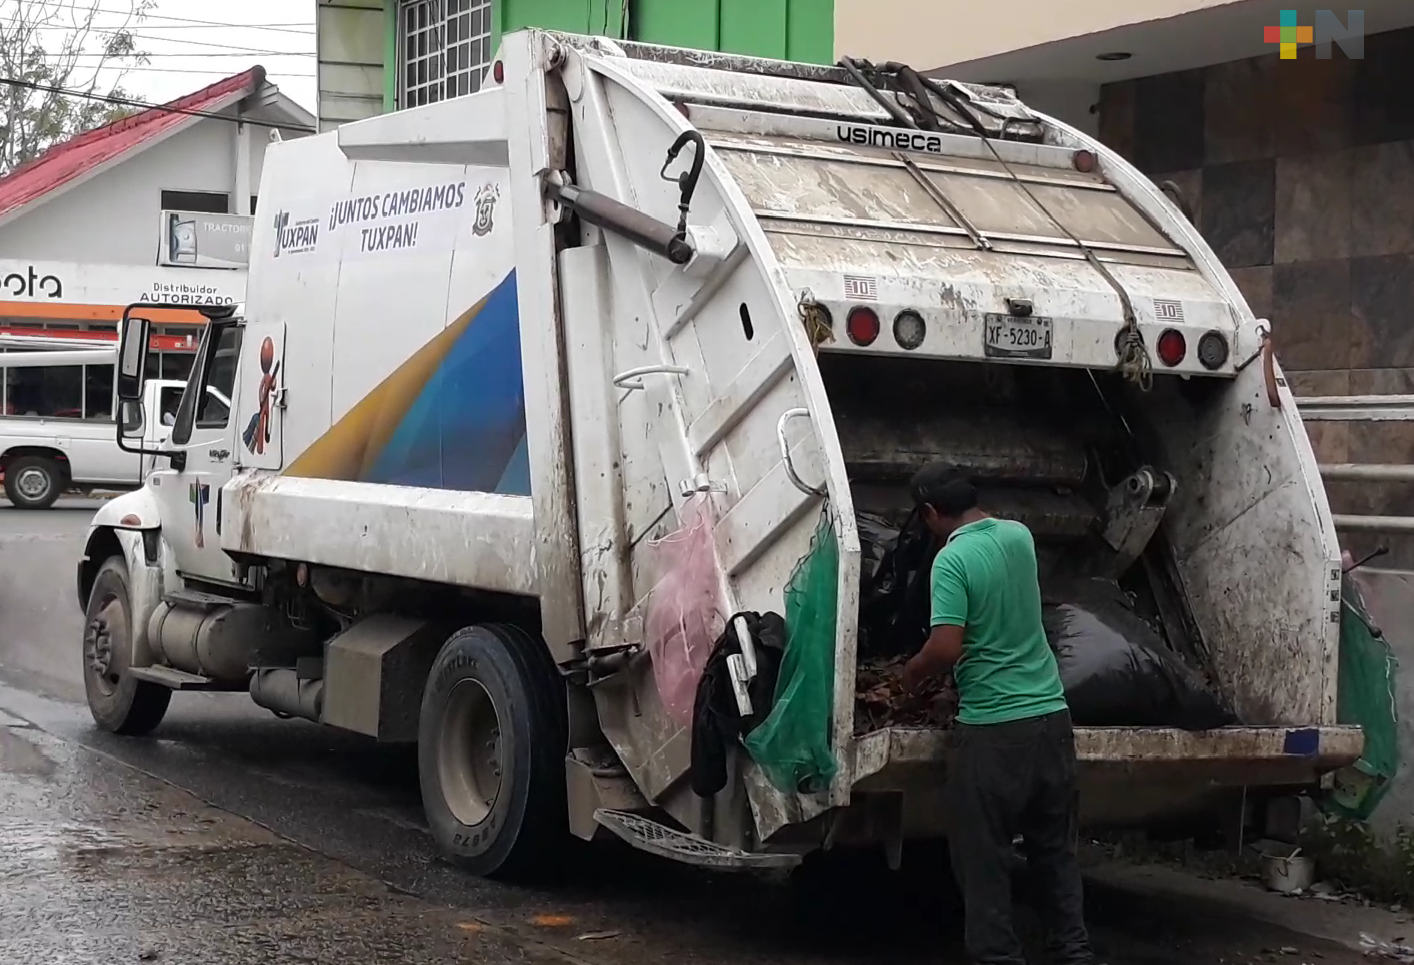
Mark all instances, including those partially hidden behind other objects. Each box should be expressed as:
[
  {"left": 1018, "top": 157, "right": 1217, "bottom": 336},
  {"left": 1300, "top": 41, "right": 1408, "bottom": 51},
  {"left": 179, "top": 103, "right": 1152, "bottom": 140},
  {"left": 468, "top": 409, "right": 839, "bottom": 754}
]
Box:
[{"left": 77, "top": 30, "right": 1362, "bottom": 877}]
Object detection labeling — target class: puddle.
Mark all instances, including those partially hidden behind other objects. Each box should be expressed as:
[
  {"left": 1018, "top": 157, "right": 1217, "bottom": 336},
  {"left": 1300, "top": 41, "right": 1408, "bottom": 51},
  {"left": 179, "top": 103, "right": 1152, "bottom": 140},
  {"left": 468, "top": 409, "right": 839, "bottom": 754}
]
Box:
[
  {"left": 0, "top": 726, "right": 54, "bottom": 777},
  {"left": 0, "top": 821, "right": 134, "bottom": 861}
]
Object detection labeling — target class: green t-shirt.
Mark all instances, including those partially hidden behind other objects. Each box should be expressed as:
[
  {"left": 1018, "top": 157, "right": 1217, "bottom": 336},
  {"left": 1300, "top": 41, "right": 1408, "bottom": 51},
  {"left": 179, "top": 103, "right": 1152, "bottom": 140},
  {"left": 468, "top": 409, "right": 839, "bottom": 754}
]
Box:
[{"left": 930, "top": 517, "right": 1069, "bottom": 726}]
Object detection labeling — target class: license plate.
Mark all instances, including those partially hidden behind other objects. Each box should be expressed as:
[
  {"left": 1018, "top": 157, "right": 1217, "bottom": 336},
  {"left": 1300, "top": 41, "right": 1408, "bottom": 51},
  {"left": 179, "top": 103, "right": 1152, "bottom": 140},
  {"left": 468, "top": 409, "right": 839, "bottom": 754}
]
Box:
[{"left": 984, "top": 313, "right": 1052, "bottom": 360}]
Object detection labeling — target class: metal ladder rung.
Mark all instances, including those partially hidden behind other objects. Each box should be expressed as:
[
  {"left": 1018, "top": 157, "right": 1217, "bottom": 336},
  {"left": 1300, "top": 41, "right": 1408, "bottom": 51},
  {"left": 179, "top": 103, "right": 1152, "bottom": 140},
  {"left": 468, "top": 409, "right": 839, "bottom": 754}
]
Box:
[
  {"left": 1332, "top": 515, "right": 1414, "bottom": 534},
  {"left": 1320, "top": 464, "right": 1414, "bottom": 482},
  {"left": 1298, "top": 395, "right": 1414, "bottom": 422}
]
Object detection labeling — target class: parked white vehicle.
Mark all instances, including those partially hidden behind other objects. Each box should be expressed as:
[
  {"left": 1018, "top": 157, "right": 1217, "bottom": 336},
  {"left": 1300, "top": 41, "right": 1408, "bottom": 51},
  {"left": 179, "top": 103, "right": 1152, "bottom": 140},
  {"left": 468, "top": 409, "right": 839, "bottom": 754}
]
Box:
[
  {"left": 78, "top": 31, "right": 1360, "bottom": 879},
  {"left": 0, "top": 337, "right": 232, "bottom": 509}
]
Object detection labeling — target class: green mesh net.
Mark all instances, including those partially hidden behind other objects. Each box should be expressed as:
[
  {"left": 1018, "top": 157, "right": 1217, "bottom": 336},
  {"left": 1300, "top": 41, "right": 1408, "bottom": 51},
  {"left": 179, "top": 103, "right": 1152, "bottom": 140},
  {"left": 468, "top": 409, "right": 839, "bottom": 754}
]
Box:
[
  {"left": 1324, "top": 575, "right": 1400, "bottom": 821},
  {"left": 745, "top": 511, "right": 840, "bottom": 795}
]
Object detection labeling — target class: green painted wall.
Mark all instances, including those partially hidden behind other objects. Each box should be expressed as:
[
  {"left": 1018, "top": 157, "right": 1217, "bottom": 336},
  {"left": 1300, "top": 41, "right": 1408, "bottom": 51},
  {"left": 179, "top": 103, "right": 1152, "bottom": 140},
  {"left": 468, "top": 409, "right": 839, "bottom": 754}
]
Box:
[
  {"left": 380, "top": 0, "right": 833, "bottom": 112},
  {"left": 634, "top": 0, "right": 834, "bottom": 62},
  {"left": 499, "top": 0, "right": 625, "bottom": 42},
  {"left": 384, "top": 0, "right": 398, "bottom": 112}
]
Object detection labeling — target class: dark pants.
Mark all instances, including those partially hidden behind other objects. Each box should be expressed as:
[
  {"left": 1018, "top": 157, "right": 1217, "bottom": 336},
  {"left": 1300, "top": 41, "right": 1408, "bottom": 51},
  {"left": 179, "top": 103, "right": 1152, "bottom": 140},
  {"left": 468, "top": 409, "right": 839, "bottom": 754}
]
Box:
[{"left": 947, "top": 709, "right": 1093, "bottom": 965}]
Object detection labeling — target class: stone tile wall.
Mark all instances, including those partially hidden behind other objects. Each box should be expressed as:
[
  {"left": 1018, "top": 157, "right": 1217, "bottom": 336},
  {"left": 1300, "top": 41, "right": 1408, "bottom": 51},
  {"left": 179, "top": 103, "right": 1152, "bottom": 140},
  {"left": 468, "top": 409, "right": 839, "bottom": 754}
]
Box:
[{"left": 1097, "top": 29, "right": 1414, "bottom": 558}]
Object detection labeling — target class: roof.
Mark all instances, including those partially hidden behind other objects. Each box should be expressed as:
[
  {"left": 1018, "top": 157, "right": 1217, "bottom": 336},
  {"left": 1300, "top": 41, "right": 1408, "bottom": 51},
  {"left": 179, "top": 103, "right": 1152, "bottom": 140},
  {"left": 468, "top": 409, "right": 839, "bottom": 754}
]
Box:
[{"left": 0, "top": 66, "right": 268, "bottom": 223}]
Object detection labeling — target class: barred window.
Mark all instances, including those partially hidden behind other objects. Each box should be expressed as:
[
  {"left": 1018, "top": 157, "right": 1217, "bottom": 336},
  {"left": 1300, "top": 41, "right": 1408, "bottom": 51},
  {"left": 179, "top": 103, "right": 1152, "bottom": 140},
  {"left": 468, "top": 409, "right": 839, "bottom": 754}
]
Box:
[{"left": 399, "top": 0, "right": 493, "bottom": 109}]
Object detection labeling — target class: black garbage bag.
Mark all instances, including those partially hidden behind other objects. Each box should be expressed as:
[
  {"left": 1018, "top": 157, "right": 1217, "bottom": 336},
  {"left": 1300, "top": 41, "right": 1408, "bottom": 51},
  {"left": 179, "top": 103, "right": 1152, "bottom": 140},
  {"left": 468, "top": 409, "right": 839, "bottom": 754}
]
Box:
[
  {"left": 859, "top": 509, "right": 937, "bottom": 658},
  {"left": 857, "top": 512, "right": 898, "bottom": 583},
  {"left": 1044, "top": 599, "right": 1236, "bottom": 730}
]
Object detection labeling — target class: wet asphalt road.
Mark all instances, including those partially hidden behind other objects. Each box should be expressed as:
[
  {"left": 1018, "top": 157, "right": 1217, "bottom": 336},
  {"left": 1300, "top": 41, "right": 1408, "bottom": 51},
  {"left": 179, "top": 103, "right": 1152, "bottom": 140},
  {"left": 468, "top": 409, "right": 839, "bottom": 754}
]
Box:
[{"left": 0, "top": 499, "right": 1385, "bottom": 965}]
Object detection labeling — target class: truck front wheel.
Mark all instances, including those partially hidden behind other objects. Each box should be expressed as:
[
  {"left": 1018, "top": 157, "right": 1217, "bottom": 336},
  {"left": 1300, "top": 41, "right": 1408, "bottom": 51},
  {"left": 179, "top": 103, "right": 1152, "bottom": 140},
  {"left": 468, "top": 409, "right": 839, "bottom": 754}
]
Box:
[
  {"left": 82, "top": 557, "right": 171, "bottom": 734},
  {"left": 5, "top": 455, "right": 62, "bottom": 509},
  {"left": 418, "top": 623, "right": 567, "bottom": 879}
]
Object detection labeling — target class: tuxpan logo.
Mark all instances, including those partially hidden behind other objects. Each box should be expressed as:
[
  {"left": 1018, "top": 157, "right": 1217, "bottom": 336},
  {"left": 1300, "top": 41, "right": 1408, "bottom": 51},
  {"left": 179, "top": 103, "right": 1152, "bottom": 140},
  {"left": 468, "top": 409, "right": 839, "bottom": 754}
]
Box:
[
  {"left": 836, "top": 124, "right": 948, "bottom": 155},
  {"left": 272, "top": 210, "right": 319, "bottom": 258}
]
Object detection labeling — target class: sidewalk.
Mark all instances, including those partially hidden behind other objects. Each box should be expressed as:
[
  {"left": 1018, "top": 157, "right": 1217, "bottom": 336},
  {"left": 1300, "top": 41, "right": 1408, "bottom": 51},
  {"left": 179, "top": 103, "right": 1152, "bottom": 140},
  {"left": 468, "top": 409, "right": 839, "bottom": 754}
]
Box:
[{"left": 1085, "top": 859, "right": 1413, "bottom": 957}]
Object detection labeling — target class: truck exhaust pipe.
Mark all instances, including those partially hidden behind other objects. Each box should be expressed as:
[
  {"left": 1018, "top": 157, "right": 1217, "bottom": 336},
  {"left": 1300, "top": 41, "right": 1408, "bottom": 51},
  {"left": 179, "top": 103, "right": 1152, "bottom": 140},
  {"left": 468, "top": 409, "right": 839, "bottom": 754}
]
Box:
[{"left": 250, "top": 668, "right": 324, "bottom": 722}]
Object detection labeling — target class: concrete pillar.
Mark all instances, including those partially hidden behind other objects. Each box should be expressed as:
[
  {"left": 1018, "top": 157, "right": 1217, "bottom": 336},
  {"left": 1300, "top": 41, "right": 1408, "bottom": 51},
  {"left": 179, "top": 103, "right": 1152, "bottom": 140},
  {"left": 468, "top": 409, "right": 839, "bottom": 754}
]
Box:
[{"left": 233, "top": 118, "right": 252, "bottom": 216}]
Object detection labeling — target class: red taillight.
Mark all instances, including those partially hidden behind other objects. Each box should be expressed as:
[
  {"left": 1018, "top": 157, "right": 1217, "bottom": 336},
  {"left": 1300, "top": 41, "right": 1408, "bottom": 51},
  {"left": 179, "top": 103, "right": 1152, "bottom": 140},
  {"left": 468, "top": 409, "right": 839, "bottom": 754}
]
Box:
[
  {"left": 846, "top": 307, "right": 880, "bottom": 346},
  {"left": 1157, "top": 329, "right": 1186, "bottom": 367},
  {"left": 492, "top": 60, "right": 505, "bottom": 84},
  {"left": 1073, "top": 149, "right": 1097, "bottom": 173}
]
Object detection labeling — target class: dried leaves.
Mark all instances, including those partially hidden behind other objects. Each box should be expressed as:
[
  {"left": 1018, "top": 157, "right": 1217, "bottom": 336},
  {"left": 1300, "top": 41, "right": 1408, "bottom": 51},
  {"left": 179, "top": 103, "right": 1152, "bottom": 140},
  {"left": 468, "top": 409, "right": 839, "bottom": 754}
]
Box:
[{"left": 853, "top": 656, "right": 958, "bottom": 735}]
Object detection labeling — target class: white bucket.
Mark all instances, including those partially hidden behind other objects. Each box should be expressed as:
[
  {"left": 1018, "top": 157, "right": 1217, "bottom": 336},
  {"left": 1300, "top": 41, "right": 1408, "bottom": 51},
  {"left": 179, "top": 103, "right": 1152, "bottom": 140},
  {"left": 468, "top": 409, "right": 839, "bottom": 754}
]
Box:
[{"left": 1262, "top": 849, "right": 1315, "bottom": 894}]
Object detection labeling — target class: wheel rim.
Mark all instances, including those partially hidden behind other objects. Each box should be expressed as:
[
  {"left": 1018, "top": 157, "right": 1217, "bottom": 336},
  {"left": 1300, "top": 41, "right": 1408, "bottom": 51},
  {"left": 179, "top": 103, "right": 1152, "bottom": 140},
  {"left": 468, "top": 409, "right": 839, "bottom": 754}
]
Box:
[
  {"left": 15, "top": 467, "right": 50, "bottom": 500},
  {"left": 438, "top": 678, "right": 504, "bottom": 827},
  {"left": 83, "top": 592, "right": 127, "bottom": 697}
]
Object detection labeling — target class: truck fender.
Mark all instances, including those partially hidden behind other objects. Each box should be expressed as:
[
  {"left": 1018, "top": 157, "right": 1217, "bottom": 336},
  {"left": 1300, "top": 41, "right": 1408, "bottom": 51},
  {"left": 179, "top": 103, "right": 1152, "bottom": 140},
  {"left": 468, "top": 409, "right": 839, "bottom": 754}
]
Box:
[
  {"left": 89, "top": 487, "right": 162, "bottom": 533},
  {"left": 78, "top": 489, "right": 164, "bottom": 671}
]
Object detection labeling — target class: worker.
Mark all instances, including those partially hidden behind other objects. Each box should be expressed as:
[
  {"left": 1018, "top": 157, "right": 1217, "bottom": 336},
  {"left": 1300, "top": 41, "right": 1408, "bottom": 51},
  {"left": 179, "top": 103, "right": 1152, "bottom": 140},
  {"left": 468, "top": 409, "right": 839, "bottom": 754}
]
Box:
[{"left": 902, "top": 461, "right": 1094, "bottom": 965}]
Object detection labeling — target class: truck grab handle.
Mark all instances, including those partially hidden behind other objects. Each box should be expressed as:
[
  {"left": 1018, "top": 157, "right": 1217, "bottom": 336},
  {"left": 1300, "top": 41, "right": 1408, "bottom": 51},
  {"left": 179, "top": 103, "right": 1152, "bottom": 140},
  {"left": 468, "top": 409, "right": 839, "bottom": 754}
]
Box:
[
  {"left": 543, "top": 179, "right": 695, "bottom": 265},
  {"left": 777, "top": 408, "right": 827, "bottom": 498}
]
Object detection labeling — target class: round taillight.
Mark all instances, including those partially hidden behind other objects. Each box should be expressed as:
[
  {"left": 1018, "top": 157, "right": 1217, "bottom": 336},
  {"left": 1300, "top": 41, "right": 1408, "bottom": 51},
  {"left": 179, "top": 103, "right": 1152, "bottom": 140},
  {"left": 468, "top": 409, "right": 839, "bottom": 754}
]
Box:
[
  {"left": 893, "top": 310, "right": 926, "bottom": 350},
  {"left": 1197, "top": 331, "right": 1229, "bottom": 370},
  {"left": 847, "top": 307, "right": 880, "bottom": 346},
  {"left": 1157, "top": 328, "right": 1187, "bottom": 367},
  {"left": 1073, "top": 150, "right": 1096, "bottom": 173},
  {"left": 492, "top": 60, "right": 505, "bottom": 84}
]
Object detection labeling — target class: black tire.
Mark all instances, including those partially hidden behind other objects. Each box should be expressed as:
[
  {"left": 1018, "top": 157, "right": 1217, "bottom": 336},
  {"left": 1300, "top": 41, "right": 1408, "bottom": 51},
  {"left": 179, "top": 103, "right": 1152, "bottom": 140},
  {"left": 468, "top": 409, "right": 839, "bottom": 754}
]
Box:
[
  {"left": 418, "top": 623, "right": 567, "bottom": 879},
  {"left": 82, "top": 556, "right": 171, "bottom": 735},
  {"left": 5, "top": 455, "right": 62, "bottom": 509}
]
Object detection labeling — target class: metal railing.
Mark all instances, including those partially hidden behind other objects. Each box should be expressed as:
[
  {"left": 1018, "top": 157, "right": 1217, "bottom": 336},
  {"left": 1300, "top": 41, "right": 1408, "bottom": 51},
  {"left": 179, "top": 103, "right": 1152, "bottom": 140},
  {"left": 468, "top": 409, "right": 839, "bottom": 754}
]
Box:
[{"left": 1298, "top": 395, "right": 1414, "bottom": 534}]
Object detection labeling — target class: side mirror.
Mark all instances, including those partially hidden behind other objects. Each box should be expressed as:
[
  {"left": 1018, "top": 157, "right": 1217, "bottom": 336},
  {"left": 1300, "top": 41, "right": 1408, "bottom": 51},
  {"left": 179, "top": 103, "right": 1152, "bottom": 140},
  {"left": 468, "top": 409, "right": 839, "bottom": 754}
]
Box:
[
  {"left": 120, "top": 400, "right": 144, "bottom": 434},
  {"left": 117, "top": 316, "right": 151, "bottom": 402}
]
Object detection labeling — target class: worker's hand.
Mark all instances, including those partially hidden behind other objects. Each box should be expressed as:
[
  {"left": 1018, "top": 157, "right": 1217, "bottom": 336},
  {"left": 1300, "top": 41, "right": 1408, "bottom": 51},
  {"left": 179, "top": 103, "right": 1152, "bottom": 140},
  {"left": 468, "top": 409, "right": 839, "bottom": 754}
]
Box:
[{"left": 901, "top": 656, "right": 929, "bottom": 695}]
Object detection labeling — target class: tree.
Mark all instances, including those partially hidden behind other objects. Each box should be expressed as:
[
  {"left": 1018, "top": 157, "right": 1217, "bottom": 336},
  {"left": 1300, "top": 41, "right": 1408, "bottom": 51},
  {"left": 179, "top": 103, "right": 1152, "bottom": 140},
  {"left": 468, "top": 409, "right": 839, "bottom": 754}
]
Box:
[{"left": 0, "top": 0, "right": 154, "bottom": 175}]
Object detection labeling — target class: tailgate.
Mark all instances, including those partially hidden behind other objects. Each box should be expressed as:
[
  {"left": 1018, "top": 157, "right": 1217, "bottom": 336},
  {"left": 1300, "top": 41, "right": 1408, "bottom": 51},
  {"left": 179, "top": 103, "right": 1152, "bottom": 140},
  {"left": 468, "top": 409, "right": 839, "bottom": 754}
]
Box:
[{"left": 854, "top": 725, "right": 1363, "bottom": 827}]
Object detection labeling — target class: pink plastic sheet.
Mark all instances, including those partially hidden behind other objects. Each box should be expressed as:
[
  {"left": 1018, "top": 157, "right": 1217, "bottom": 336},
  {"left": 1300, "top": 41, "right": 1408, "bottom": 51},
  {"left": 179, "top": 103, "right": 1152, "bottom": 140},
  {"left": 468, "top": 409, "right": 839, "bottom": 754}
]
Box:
[{"left": 644, "top": 495, "right": 725, "bottom": 726}]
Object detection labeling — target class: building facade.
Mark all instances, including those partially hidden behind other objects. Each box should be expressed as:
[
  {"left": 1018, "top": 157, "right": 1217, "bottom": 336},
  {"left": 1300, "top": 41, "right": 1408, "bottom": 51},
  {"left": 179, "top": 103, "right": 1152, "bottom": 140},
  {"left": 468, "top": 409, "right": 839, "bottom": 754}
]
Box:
[
  {"left": 315, "top": 0, "right": 836, "bottom": 130},
  {"left": 0, "top": 68, "right": 313, "bottom": 419}
]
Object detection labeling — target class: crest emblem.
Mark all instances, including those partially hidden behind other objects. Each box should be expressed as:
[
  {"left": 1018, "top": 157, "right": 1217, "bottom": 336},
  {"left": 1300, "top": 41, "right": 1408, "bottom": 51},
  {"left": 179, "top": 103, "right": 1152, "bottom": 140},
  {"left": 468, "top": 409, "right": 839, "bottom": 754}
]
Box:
[
  {"left": 472, "top": 183, "right": 500, "bottom": 237},
  {"left": 272, "top": 211, "right": 289, "bottom": 257}
]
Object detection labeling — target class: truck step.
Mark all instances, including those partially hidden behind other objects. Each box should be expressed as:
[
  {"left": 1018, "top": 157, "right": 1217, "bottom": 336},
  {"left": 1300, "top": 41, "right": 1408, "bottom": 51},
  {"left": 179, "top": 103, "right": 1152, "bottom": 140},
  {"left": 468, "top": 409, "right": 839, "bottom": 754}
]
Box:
[
  {"left": 128, "top": 666, "right": 216, "bottom": 690},
  {"left": 164, "top": 588, "right": 236, "bottom": 610},
  {"left": 593, "top": 808, "right": 801, "bottom": 871}
]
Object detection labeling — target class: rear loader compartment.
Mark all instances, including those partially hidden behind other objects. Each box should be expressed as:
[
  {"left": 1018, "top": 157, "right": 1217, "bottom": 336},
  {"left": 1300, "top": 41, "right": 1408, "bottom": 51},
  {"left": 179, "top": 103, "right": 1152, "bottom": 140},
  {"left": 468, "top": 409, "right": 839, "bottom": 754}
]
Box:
[{"left": 818, "top": 351, "right": 1360, "bottom": 826}]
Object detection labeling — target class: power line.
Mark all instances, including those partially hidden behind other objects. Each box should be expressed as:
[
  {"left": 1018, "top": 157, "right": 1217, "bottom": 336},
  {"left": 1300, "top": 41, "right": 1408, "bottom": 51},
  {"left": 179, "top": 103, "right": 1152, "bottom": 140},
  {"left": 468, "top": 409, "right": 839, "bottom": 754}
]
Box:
[
  {"left": 25, "top": 22, "right": 315, "bottom": 33},
  {"left": 66, "top": 53, "right": 315, "bottom": 60},
  {"left": 21, "top": 2, "right": 317, "bottom": 35},
  {"left": 0, "top": 76, "right": 318, "bottom": 132},
  {"left": 66, "top": 50, "right": 314, "bottom": 59},
  {"left": 126, "top": 34, "right": 312, "bottom": 54},
  {"left": 104, "top": 64, "right": 317, "bottom": 76}
]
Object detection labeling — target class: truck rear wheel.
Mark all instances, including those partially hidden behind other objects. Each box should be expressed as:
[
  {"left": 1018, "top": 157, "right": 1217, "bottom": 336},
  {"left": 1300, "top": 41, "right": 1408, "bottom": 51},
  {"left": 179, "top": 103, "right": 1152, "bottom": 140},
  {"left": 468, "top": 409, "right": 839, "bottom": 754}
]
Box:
[
  {"left": 418, "top": 623, "right": 567, "bottom": 879},
  {"left": 83, "top": 557, "right": 171, "bottom": 735},
  {"left": 5, "top": 455, "right": 62, "bottom": 509}
]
